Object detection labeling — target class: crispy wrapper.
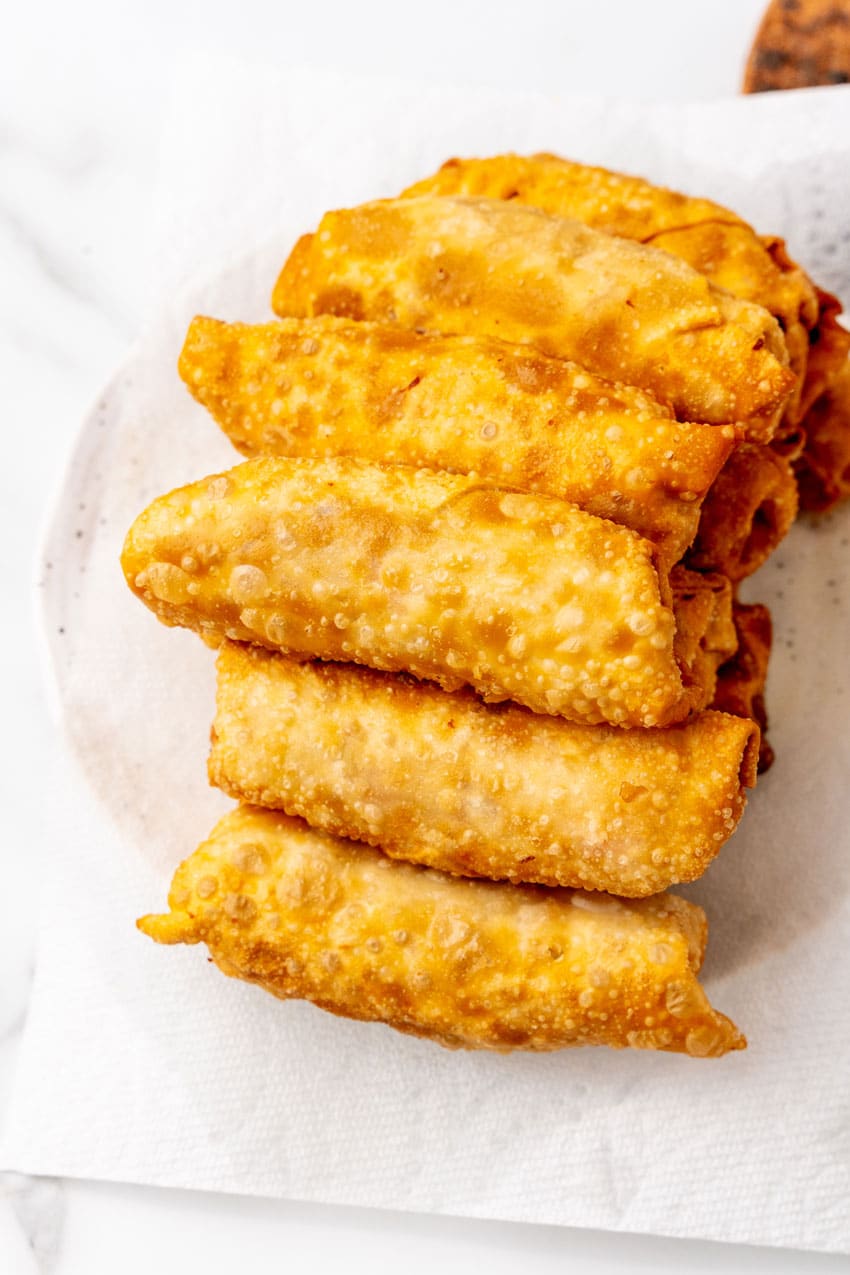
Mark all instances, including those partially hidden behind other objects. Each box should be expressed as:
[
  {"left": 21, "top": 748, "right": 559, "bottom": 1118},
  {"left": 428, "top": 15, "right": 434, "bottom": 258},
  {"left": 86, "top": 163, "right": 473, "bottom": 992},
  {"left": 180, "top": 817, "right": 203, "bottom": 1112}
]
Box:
[
  {"left": 179, "top": 315, "right": 734, "bottom": 573},
  {"left": 121, "top": 457, "right": 724, "bottom": 729},
  {"left": 687, "top": 442, "right": 799, "bottom": 582},
  {"left": 210, "top": 644, "right": 758, "bottom": 897},
  {"left": 401, "top": 155, "right": 844, "bottom": 435},
  {"left": 713, "top": 602, "right": 774, "bottom": 774},
  {"left": 137, "top": 806, "right": 746, "bottom": 1056},
  {"left": 796, "top": 359, "right": 850, "bottom": 512},
  {"left": 272, "top": 196, "right": 794, "bottom": 433},
  {"left": 401, "top": 153, "right": 742, "bottom": 240},
  {"left": 653, "top": 225, "right": 814, "bottom": 431}
]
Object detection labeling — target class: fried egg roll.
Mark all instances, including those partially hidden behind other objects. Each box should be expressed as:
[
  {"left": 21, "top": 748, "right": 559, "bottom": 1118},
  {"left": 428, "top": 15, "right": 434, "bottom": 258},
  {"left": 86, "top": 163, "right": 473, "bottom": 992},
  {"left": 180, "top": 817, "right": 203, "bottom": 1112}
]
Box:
[
  {"left": 272, "top": 196, "right": 794, "bottom": 434},
  {"left": 210, "top": 644, "right": 758, "bottom": 897},
  {"left": 178, "top": 315, "right": 733, "bottom": 573},
  {"left": 713, "top": 602, "right": 774, "bottom": 774},
  {"left": 401, "top": 154, "right": 846, "bottom": 433},
  {"left": 137, "top": 805, "right": 746, "bottom": 1056},
  {"left": 795, "top": 359, "right": 850, "bottom": 511},
  {"left": 122, "top": 457, "right": 718, "bottom": 728},
  {"left": 686, "top": 443, "right": 798, "bottom": 581}
]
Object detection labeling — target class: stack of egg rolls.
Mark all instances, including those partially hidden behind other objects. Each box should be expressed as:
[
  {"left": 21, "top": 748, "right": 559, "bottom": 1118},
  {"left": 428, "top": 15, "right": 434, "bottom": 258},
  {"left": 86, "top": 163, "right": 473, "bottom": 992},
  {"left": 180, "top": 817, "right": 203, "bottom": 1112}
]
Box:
[{"left": 127, "top": 154, "right": 848, "bottom": 1056}]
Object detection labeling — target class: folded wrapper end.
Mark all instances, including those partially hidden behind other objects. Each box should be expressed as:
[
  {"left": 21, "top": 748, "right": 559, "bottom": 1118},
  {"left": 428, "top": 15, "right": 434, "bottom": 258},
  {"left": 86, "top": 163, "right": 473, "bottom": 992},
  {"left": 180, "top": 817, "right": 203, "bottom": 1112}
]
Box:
[
  {"left": 137, "top": 912, "right": 203, "bottom": 945},
  {"left": 688, "top": 442, "right": 798, "bottom": 582},
  {"left": 770, "top": 424, "right": 807, "bottom": 462},
  {"left": 670, "top": 567, "right": 738, "bottom": 709},
  {"left": 739, "top": 721, "right": 762, "bottom": 790},
  {"left": 795, "top": 359, "right": 850, "bottom": 512},
  {"left": 712, "top": 602, "right": 774, "bottom": 774},
  {"left": 798, "top": 288, "right": 850, "bottom": 421},
  {"left": 272, "top": 233, "right": 317, "bottom": 316}
]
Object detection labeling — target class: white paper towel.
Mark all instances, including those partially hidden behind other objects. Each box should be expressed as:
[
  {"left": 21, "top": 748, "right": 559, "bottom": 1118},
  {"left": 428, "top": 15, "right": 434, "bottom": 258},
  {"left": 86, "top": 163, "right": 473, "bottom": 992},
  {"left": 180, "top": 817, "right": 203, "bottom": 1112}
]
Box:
[{"left": 3, "top": 56, "right": 850, "bottom": 1254}]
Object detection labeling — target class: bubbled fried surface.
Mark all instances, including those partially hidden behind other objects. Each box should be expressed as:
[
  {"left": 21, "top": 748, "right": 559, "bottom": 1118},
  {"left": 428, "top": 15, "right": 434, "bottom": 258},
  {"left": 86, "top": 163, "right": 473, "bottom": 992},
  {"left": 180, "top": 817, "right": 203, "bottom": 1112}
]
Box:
[
  {"left": 401, "top": 154, "right": 822, "bottom": 430},
  {"left": 272, "top": 197, "right": 794, "bottom": 433},
  {"left": 178, "top": 315, "right": 733, "bottom": 573},
  {"left": 120, "top": 456, "right": 710, "bottom": 729},
  {"left": 651, "top": 224, "right": 815, "bottom": 428},
  {"left": 138, "top": 806, "right": 746, "bottom": 1056},
  {"left": 210, "top": 646, "right": 759, "bottom": 897},
  {"left": 401, "top": 153, "right": 747, "bottom": 241}
]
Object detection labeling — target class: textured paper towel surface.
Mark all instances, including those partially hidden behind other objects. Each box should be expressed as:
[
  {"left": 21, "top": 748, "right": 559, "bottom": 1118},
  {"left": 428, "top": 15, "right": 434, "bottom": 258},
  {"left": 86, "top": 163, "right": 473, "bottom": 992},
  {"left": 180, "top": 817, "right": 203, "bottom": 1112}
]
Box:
[{"left": 3, "top": 59, "right": 850, "bottom": 1254}]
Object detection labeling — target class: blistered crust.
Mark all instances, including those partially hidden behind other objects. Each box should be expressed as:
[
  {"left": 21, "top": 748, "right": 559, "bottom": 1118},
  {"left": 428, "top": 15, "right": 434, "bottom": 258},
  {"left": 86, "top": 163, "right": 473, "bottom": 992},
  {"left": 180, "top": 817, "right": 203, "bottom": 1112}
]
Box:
[
  {"left": 797, "top": 288, "right": 850, "bottom": 425},
  {"left": 401, "top": 152, "right": 745, "bottom": 240},
  {"left": 401, "top": 154, "right": 821, "bottom": 431},
  {"left": 121, "top": 456, "right": 711, "bottom": 728},
  {"left": 179, "top": 315, "right": 732, "bottom": 572},
  {"left": 210, "top": 646, "right": 758, "bottom": 897},
  {"left": 654, "top": 225, "right": 815, "bottom": 428},
  {"left": 271, "top": 196, "right": 794, "bottom": 431},
  {"left": 138, "top": 806, "right": 746, "bottom": 1056}
]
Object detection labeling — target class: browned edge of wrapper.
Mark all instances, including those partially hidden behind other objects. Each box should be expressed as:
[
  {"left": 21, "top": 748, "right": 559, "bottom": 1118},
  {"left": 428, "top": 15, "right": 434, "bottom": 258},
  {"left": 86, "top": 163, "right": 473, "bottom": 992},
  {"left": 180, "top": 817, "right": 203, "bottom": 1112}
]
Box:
[
  {"left": 688, "top": 442, "right": 798, "bottom": 582},
  {"left": 795, "top": 357, "right": 850, "bottom": 511},
  {"left": 713, "top": 602, "right": 774, "bottom": 774}
]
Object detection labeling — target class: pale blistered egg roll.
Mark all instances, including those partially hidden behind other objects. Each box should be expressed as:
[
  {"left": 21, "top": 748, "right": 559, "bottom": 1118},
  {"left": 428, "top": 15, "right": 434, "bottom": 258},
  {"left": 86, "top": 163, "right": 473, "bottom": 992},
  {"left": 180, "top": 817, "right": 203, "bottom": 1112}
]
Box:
[
  {"left": 271, "top": 196, "right": 794, "bottom": 434},
  {"left": 121, "top": 457, "right": 724, "bottom": 728},
  {"left": 209, "top": 644, "right": 758, "bottom": 897},
  {"left": 137, "top": 806, "right": 746, "bottom": 1056}
]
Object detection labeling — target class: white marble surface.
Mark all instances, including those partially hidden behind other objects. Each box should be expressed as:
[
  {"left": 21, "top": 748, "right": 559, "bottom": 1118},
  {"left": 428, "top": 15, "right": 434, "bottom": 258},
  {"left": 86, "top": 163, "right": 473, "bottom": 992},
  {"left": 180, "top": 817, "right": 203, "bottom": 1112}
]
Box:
[{"left": 4, "top": 2, "right": 849, "bottom": 1270}]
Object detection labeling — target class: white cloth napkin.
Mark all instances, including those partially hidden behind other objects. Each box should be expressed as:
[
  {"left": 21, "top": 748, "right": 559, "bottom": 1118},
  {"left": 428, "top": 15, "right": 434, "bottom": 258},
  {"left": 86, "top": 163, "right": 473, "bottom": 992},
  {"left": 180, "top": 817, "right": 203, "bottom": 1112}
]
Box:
[{"left": 4, "top": 56, "right": 850, "bottom": 1254}]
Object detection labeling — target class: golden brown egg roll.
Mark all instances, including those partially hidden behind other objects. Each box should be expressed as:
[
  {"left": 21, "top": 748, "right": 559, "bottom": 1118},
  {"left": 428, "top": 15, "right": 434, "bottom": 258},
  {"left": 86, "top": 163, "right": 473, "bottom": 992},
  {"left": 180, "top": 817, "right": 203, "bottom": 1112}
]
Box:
[
  {"left": 122, "top": 456, "right": 720, "bottom": 728},
  {"left": 137, "top": 805, "right": 746, "bottom": 1056},
  {"left": 271, "top": 196, "right": 794, "bottom": 434},
  {"left": 686, "top": 443, "right": 798, "bottom": 581},
  {"left": 209, "top": 644, "right": 758, "bottom": 897},
  {"left": 178, "top": 315, "right": 735, "bottom": 573},
  {"left": 401, "top": 154, "right": 845, "bottom": 433},
  {"left": 795, "top": 359, "right": 850, "bottom": 511},
  {"left": 712, "top": 602, "right": 774, "bottom": 774}
]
